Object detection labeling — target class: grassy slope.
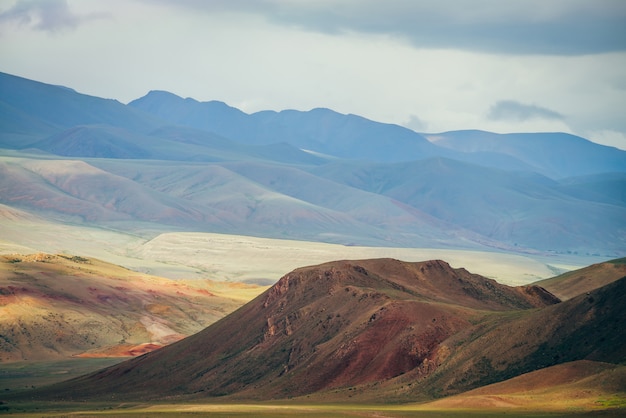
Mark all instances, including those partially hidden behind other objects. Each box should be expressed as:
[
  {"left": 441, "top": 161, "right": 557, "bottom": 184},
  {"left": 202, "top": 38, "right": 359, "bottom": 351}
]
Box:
[
  {"left": 536, "top": 257, "right": 626, "bottom": 300},
  {"left": 0, "top": 253, "right": 266, "bottom": 362},
  {"left": 415, "top": 360, "right": 626, "bottom": 413}
]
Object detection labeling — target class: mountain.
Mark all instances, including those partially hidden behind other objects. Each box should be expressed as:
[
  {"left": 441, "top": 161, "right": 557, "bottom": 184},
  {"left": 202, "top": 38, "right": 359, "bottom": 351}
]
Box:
[
  {"left": 32, "top": 258, "right": 565, "bottom": 401},
  {"left": 149, "top": 125, "right": 327, "bottom": 165},
  {"left": 1, "top": 72, "right": 625, "bottom": 256},
  {"left": 556, "top": 172, "right": 626, "bottom": 207},
  {"left": 32, "top": 125, "right": 154, "bottom": 159},
  {"left": 0, "top": 155, "right": 508, "bottom": 248},
  {"left": 126, "top": 90, "right": 250, "bottom": 136},
  {"left": 129, "top": 91, "right": 626, "bottom": 176},
  {"left": 430, "top": 130, "right": 626, "bottom": 179},
  {"left": 0, "top": 157, "right": 227, "bottom": 226},
  {"left": 310, "top": 158, "right": 626, "bottom": 254},
  {"left": 535, "top": 257, "right": 626, "bottom": 300},
  {"left": 0, "top": 253, "right": 265, "bottom": 362},
  {"left": 129, "top": 90, "right": 446, "bottom": 162},
  {"left": 3, "top": 150, "right": 622, "bottom": 254},
  {"left": 30, "top": 124, "right": 327, "bottom": 164},
  {"left": 425, "top": 274, "right": 626, "bottom": 399},
  {"left": 0, "top": 72, "right": 159, "bottom": 148}
]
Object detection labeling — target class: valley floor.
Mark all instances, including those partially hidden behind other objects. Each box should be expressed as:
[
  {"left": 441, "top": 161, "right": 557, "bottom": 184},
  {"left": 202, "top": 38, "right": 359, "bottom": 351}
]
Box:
[
  {"left": 3, "top": 361, "right": 625, "bottom": 417},
  {"left": 1, "top": 400, "right": 624, "bottom": 417},
  {"left": 0, "top": 217, "right": 604, "bottom": 286}
]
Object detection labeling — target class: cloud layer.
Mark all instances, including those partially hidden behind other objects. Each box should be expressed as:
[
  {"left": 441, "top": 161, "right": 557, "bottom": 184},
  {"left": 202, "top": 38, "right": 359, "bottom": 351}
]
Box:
[
  {"left": 0, "top": 0, "right": 107, "bottom": 33},
  {"left": 488, "top": 101, "right": 565, "bottom": 122},
  {"left": 147, "top": 0, "right": 626, "bottom": 55}
]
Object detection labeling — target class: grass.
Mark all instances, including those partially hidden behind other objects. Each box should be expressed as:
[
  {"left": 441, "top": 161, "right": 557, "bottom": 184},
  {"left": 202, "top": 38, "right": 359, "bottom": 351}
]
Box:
[
  {"left": 596, "top": 396, "right": 626, "bottom": 409},
  {"left": 607, "top": 257, "right": 626, "bottom": 265},
  {"left": 2, "top": 361, "right": 624, "bottom": 417},
  {"left": 0, "top": 358, "right": 125, "bottom": 391},
  {"left": 1, "top": 401, "right": 622, "bottom": 417}
]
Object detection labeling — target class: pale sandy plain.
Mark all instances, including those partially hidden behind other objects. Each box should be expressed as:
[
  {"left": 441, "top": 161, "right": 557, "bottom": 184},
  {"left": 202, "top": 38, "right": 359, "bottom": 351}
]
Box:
[{"left": 0, "top": 207, "right": 605, "bottom": 286}]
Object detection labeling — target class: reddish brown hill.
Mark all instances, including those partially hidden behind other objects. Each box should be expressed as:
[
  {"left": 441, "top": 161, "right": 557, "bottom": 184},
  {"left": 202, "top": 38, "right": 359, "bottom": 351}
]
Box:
[
  {"left": 395, "top": 274, "right": 626, "bottom": 401},
  {"left": 37, "top": 258, "right": 558, "bottom": 401}
]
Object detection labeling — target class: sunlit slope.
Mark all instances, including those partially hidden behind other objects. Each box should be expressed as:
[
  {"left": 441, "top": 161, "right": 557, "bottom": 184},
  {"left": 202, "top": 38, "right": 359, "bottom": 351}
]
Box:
[
  {"left": 1, "top": 155, "right": 502, "bottom": 248},
  {"left": 418, "top": 360, "right": 625, "bottom": 412},
  {"left": 535, "top": 257, "right": 626, "bottom": 300},
  {"left": 0, "top": 253, "right": 265, "bottom": 361}
]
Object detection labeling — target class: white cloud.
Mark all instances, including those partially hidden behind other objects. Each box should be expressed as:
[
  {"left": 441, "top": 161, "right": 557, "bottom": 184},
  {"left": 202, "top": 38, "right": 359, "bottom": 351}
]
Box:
[{"left": 402, "top": 115, "right": 428, "bottom": 132}]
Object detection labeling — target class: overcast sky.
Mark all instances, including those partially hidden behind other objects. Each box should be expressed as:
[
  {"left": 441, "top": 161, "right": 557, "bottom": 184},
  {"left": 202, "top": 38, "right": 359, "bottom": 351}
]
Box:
[{"left": 1, "top": 0, "right": 625, "bottom": 149}]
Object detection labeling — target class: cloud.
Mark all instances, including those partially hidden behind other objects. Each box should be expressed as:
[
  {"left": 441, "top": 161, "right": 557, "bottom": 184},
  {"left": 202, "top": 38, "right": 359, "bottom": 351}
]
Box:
[
  {"left": 142, "top": 0, "right": 626, "bottom": 55},
  {"left": 0, "top": 0, "right": 108, "bottom": 33},
  {"left": 403, "top": 114, "right": 428, "bottom": 132},
  {"left": 487, "top": 100, "right": 565, "bottom": 122}
]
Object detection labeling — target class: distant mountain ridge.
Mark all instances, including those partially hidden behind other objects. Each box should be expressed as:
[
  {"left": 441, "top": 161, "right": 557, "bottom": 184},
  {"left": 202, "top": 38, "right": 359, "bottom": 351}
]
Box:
[
  {"left": 431, "top": 130, "right": 626, "bottom": 178},
  {"left": 1, "top": 71, "right": 625, "bottom": 255},
  {"left": 129, "top": 90, "right": 445, "bottom": 163},
  {"left": 0, "top": 72, "right": 159, "bottom": 147}
]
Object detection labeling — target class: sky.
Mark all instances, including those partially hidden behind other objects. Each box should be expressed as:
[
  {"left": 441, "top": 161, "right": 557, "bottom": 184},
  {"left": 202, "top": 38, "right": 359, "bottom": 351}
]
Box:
[{"left": 1, "top": 0, "right": 626, "bottom": 149}]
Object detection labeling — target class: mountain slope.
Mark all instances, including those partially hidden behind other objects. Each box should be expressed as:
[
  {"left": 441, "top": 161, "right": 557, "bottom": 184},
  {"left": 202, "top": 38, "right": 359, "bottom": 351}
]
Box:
[
  {"left": 32, "top": 125, "right": 154, "bottom": 159},
  {"left": 422, "top": 275, "right": 626, "bottom": 399},
  {"left": 430, "top": 130, "right": 626, "bottom": 178},
  {"left": 29, "top": 124, "right": 327, "bottom": 164},
  {"left": 0, "top": 253, "right": 264, "bottom": 361},
  {"left": 129, "top": 91, "right": 445, "bottom": 162},
  {"left": 535, "top": 257, "right": 626, "bottom": 300},
  {"left": 1, "top": 72, "right": 624, "bottom": 256},
  {"left": 312, "top": 158, "right": 626, "bottom": 254},
  {"left": 5, "top": 155, "right": 478, "bottom": 247},
  {"left": 0, "top": 157, "right": 231, "bottom": 226},
  {"left": 420, "top": 360, "right": 626, "bottom": 411},
  {"left": 126, "top": 90, "right": 250, "bottom": 136},
  {"left": 0, "top": 72, "right": 159, "bottom": 147},
  {"left": 36, "top": 258, "right": 559, "bottom": 401}
]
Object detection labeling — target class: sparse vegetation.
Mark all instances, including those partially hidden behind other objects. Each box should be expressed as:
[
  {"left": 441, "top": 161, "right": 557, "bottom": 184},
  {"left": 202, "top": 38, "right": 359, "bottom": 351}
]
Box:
[
  {"left": 2, "top": 258, "right": 625, "bottom": 416},
  {"left": 1, "top": 64, "right": 625, "bottom": 417},
  {"left": 0, "top": 253, "right": 267, "bottom": 362}
]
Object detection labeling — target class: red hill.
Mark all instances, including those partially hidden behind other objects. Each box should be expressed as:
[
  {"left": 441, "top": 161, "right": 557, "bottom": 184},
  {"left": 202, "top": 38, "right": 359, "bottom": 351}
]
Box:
[{"left": 38, "top": 258, "right": 561, "bottom": 401}]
